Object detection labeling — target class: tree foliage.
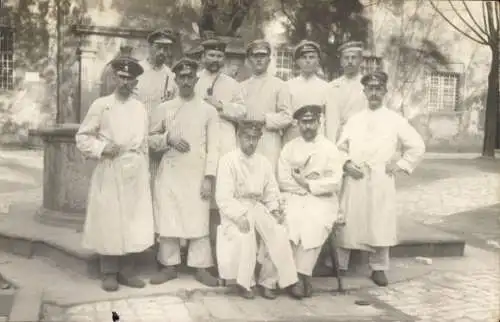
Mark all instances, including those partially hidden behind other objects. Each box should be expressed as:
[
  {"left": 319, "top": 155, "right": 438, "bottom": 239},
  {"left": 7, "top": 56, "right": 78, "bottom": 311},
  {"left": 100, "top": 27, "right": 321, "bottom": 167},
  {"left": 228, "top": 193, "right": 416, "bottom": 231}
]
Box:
[
  {"left": 279, "top": 0, "right": 370, "bottom": 79},
  {"left": 12, "top": 0, "right": 51, "bottom": 71}
]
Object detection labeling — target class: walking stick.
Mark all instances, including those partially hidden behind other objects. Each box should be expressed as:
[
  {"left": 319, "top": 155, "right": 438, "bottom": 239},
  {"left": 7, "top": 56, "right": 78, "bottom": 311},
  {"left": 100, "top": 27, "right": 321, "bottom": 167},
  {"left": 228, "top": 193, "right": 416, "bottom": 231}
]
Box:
[{"left": 326, "top": 221, "right": 345, "bottom": 293}]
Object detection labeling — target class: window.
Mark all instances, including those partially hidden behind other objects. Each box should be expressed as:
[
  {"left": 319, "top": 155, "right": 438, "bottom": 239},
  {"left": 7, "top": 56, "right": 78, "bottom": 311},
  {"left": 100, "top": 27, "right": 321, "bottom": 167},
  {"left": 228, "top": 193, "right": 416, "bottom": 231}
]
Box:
[
  {"left": 427, "top": 72, "right": 460, "bottom": 111},
  {"left": 275, "top": 48, "right": 298, "bottom": 81},
  {"left": 0, "top": 25, "right": 13, "bottom": 91}
]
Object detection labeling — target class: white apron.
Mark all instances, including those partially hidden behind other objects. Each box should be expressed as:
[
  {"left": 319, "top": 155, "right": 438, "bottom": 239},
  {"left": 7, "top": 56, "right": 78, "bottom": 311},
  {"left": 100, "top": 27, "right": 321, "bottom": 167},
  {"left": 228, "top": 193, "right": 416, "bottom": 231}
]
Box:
[{"left": 337, "top": 164, "right": 398, "bottom": 251}]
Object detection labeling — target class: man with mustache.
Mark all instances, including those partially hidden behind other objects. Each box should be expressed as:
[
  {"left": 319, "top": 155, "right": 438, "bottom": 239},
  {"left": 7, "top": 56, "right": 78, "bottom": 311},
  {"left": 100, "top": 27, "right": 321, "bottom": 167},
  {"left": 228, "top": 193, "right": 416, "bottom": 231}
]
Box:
[
  {"left": 215, "top": 119, "right": 300, "bottom": 300},
  {"left": 148, "top": 57, "right": 220, "bottom": 287},
  {"left": 336, "top": 71, "right": 425, "bottom": 287},
  {"left": 136, "top": 28, "right": 178, "bottom": 195},
  {"left": 76, "top": 56, "right": 155, "bottom": 292},
  {"left": 194, "top": 37, "right": 246, "bottom": 271},
  {"left": 324, "top": 41, "right": 368, "bottom": 142},
  {"left": 195, "top": 38, "right": 246, "bottom": 156},
  {"left": 282, "top": 40, "right": 329, "bottom": 145},
  {"left": 278, "top": 105, "right": 345, "bottom": 298}
]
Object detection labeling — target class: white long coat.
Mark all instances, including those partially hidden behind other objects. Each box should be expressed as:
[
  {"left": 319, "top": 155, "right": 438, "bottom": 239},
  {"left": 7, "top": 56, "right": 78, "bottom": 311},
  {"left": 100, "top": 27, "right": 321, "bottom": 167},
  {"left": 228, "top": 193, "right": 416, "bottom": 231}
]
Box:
[
  {"left": 282, "top": 75, "right": 329, "bottom": 145},
  {"left": 149, "top": 96, "right": 219, "bottom": 238},
  {"left": 240, "top": 72, "right": 292, "bottom": 172},
  {"left": 336, "top": 106, "right": 425, "bottom": 250},
  {"left": 75, "top": 94, "right": 155, "bottom": 255},
  {"left": 278, "top": 135, "right": 345, "bottom": 250},
  {"left": 324, "top": 74, "right": 368, "bottom": 142}
]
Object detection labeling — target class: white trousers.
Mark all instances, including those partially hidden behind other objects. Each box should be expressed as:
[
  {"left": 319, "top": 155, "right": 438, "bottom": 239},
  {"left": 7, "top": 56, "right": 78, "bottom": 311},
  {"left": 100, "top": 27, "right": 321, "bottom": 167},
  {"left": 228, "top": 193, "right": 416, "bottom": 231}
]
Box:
[
  {"left": 260, "top": 241, "right": 322, "bottom": 287},
  {"left": 157, "top": 236, "right": 213, "bottom": 268},
  {"left": 337, "top": 247, "right": 390, "bottom": 271},
  {"left": 217, "top": 205, "right": 298, "bottom": 291}
]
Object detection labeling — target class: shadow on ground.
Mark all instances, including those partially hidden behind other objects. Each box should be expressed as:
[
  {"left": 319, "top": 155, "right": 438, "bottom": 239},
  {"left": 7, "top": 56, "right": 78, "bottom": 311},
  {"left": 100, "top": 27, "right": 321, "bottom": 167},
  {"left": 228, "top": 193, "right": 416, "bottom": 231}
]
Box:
[{"left": 425, "top": 203, "right": 500, "bottom": 251}]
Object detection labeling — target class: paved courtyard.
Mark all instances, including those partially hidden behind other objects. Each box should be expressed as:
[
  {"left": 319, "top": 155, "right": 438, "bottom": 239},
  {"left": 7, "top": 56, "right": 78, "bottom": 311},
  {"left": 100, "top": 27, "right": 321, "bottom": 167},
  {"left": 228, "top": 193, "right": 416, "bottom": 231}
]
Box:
[{"left": 0, "top": 150, "right": 499, "bottom": 321}]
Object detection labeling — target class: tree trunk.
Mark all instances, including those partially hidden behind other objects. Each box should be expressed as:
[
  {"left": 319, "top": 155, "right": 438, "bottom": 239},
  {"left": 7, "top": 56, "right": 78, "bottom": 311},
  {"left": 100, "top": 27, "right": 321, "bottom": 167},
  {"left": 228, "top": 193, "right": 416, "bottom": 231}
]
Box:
[{"left": 481, "top": 45, "right": 499, "bottom": 158}]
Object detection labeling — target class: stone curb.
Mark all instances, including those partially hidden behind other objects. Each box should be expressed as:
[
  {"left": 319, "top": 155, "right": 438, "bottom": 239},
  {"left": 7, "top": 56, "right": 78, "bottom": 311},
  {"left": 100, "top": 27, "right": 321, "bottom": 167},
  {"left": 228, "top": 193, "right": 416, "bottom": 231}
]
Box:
[
  {"left": 42, "top": 269, "right": 430, "bottom": 309},
  {"left": 8, "top": 288, "right": 44, "bottom": 322}
]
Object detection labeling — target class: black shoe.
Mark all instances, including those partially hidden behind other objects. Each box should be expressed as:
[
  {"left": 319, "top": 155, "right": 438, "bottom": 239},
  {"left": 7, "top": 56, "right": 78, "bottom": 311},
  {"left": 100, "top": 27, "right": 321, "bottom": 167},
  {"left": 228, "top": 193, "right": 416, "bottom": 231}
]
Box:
[
  {"left": 101, "top": 274, "right": 119, "bottom": 292},
  {"left": 237, "top": 285, "right": 256, "bottom": 299},
  {"left": 371, "top": 270, "right": 388, "bottom": 287},
  {"left": 117, "top": 272, "right": 145, "bottom": 288},
  {"left": 288, "top": 280, "right": 305, "bottom": 299},
  {"left": 150, "top": 266, "right": 178, "bottom": 285},
  {"left": 259, "top": 286, "right": 277, "bottom": 300},
  {"left": 195, "top": 268, "right": 219, "bottom": 287}
]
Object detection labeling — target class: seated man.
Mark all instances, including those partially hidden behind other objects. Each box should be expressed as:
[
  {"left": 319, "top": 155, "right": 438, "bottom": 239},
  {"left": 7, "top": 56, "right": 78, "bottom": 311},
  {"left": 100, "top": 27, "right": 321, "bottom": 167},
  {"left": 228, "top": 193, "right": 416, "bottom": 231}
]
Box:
[
  {"left": 215, "top": 119, "right": 301, "bottom": 300},
  {"left": 278, "top": 104, "right": 345, "bottom": 297}
]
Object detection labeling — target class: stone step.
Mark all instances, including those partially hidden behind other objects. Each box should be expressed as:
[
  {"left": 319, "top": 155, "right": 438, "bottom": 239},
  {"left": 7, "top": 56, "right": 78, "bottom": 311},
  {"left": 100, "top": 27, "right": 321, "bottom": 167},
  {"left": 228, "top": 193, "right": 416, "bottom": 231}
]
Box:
[{"left": 0, "top": 202, "right": 465, "bottom": 280}]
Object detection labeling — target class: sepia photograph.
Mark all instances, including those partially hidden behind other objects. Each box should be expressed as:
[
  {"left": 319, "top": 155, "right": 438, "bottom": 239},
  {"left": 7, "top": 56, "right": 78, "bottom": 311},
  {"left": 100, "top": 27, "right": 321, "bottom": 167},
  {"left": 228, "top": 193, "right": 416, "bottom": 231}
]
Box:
[{"left": 0, "top": 0, "right": 498, "bottom": 321}]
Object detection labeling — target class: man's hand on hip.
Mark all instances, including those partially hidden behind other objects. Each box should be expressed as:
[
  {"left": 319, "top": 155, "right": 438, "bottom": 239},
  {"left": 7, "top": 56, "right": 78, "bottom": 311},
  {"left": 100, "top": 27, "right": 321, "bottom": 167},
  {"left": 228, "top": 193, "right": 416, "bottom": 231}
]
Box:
[{"left": 385, "top": 161, "right": 405, "bottom": 176}]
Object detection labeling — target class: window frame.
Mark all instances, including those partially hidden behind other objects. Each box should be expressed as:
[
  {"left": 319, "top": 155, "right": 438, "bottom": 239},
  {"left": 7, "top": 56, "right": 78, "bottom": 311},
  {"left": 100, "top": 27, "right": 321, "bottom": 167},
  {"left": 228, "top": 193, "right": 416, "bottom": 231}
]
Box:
[{"left": 426, "top": 71, "right": 461, "bottom": 112}]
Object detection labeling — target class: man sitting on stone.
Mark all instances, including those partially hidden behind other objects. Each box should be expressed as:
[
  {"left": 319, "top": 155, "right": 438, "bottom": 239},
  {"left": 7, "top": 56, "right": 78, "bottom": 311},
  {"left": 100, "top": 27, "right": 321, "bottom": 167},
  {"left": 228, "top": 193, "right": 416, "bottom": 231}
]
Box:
[
  {"left": 278, "top": 104, "right": 345, "bottom": 297},
  {"left": 215, "top": 119, "right": 301, "bottom": 299}
]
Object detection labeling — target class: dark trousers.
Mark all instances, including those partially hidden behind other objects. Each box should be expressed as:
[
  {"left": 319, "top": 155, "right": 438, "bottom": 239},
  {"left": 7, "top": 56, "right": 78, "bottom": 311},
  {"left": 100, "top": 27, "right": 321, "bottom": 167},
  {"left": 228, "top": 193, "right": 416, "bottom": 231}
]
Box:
[
  {"left": 209, "top": 209, "right": 220, "bottom": 275},
  {"left": 100, "top": 254, "right": 136, "bottom": 276}
]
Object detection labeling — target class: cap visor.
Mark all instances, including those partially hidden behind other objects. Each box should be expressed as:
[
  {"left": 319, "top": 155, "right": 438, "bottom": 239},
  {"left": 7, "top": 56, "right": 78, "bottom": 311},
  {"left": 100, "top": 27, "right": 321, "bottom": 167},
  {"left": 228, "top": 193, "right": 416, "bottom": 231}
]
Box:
[
  {"left": 154, "top": 38, "right": 174, "bottom": 45},
  {"left": 116, "top": 71, "right": 134, "bottom": 78}
]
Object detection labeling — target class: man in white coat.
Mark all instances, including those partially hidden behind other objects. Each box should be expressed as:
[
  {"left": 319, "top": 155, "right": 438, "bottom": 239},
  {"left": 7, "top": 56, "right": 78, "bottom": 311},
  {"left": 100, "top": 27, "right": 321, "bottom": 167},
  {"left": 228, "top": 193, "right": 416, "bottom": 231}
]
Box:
[
  {"left": 136, "top": 28, "right": 178, "bottom": 199},
  {"left": 215, "top": 119, "right": 300, "bottom": 300},
  {"left": 240, "top": 39, "right": 292, "bottom": 172},
  {"left": 195, "top": 38, "right": 246, "bottom": 156},
  {"left": 278, "top": 105, "right": 345, "bottom": 298},
  {"left": 336, "top": 71, "right": 425, "bottom": 286},
  {"left": 282, "top": 40, "right": 329, "bottom": 145},
  {"left": 324, "top": 40, "right": 368, "bottom": 142},
  {"left": 76, "top": 56, "right": 154, "bottom": 292},
  {"left": 194, "top": 37, "right": 247, "bottom": 270},
  {"left": 148, "top": 57, "right": 220, "bottom": 287}
]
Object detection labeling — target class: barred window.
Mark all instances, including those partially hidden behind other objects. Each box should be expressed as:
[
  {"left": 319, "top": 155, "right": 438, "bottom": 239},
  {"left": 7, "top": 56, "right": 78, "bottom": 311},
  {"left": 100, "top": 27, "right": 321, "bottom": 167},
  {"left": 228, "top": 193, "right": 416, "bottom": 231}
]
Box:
[
  {"left": 275, "top": 48, "right": 296, "bottom": 81},
  {"left": 0, "top": 25, "right": 14, "bottom": 91},
  {"left": 427, "top": 72, "right": 460, "bottom": 111}
]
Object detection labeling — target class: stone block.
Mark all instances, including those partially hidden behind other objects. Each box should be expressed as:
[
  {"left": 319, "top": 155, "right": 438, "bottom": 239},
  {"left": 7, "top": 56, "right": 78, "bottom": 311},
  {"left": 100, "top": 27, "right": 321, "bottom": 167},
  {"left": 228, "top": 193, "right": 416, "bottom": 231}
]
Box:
[{"left": 9, "top": 289, "right": 43, "bottom": 322}]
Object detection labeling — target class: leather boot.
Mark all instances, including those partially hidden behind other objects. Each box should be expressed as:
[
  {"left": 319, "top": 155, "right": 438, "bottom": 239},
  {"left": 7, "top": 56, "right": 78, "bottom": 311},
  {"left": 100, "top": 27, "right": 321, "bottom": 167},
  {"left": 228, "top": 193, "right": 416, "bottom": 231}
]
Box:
[
  {"left": 150, "top": 266, "right": 178, "bottom": 285},
  {"left": 195, "top": 268, "right": 219, "bottom": 287},
  {"left": 117, "top": 272, "right": 145, "bottom": 288},
  {"left": 259, "top": 286, "right": 277, "bottom": 300},
  {"left": 101, "top": 273, "right": 119, "bottom": 292},
  {"left": 237, "top": 285, "right": 256, "bottom": 299},
  {"left": 371, "top": 270, "right": 388, "bottom": 287},
  {"left": 288, "top": 279, "right": 305, "bottom": 299}
]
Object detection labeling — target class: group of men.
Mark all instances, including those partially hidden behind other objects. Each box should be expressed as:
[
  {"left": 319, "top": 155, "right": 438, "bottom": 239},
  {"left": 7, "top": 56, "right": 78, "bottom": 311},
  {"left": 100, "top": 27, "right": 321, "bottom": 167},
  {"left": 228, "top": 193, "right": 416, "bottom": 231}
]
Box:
[{"left": 75, "top": 27, "right": 426, "bottom": 300}]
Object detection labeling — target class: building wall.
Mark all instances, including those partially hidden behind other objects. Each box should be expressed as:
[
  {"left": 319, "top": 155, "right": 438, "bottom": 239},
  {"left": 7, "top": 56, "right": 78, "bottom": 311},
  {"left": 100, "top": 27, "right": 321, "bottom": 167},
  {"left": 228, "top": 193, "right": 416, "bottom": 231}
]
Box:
[{"left": 369, "top": 1, "right": 491, "bottom": 152}]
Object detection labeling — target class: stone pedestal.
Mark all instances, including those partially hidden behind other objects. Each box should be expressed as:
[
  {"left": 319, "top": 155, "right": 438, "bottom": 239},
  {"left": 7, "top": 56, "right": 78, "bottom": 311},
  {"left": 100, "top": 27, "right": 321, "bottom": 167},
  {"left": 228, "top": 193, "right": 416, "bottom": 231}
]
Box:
[{"left": 30, "top": 124, "right": 96, "bottom": 231}]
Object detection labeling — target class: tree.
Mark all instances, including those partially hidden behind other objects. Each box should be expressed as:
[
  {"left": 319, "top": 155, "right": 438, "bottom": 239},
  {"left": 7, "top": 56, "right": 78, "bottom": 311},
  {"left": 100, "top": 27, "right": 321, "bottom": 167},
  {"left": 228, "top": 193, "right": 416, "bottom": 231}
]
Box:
[
  {"left": 114, "top": 0, "right": 271, "bottom": 49},
  {"left": 429, "top": 0, "right": 499, "bottom": 158},
  {"left": 279, "top": 0, "right": 370, "bottom": 79}
]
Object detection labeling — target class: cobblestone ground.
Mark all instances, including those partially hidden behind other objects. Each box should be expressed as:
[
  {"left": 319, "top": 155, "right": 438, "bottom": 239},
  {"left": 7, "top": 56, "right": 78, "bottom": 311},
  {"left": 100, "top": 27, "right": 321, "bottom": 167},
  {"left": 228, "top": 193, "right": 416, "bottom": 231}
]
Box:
[
  {"left": 3, "top": 152, "right": 500, "bottom": 321},
  {"left": 43, "top": 293, "right": 409, "bottom": 322},
  {"left": 367, "top": 268, "right": 500, "bottom": 322}
]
